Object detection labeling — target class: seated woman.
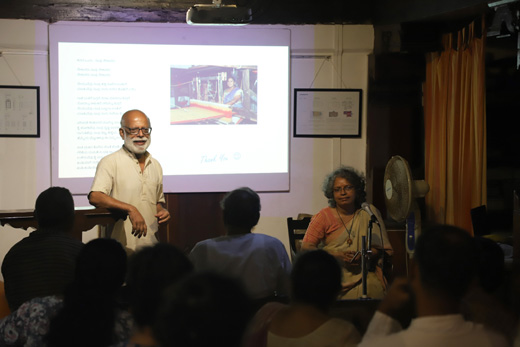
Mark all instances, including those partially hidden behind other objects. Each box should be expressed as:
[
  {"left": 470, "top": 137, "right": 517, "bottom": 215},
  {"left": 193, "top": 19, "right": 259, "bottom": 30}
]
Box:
[
  {"left": 0, "top": 239, "right": 132, "bottom": 347},
  {"left": 223, "top": 75, "right": 243, "bottom": 108},
  {"left": 244, "top": 249, "right": 361, "bottom": 347},
  {"left": 45, "top": 238, "right": 133, "bottom": 347},
  {"left": 301, "top": 166, "right": 393, "bottom": 299}
]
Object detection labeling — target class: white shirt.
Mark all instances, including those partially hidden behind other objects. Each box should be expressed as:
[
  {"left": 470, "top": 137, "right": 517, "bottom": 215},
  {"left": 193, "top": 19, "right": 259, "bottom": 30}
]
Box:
[
  {"left": 360, "top": 311, "right": 510, "bottom": 347},
  {"left": 189, "top": 233, "right": 291, "bottom": 299},
  {"left": 90, "top": 146, "right": 165, "bottom": 251}
]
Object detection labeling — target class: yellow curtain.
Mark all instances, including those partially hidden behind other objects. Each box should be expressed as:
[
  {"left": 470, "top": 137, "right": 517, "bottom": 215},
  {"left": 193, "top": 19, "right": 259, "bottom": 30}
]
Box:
[{"left": 424, "top": 18, "right": 487, "bottom": 234}]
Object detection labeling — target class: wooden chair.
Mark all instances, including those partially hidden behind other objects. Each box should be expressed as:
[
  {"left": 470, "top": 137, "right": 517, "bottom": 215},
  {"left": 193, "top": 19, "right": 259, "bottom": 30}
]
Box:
[
  {"left": 471, "top": 205, "right": 490, "bottom": 236},
  {"left": 286, "top": 215, "right": 312, "bottom": 261}
]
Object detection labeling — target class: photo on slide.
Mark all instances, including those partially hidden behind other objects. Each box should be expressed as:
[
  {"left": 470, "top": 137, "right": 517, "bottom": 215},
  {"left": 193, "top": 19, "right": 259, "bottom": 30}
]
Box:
[{"left": 170, "top": 65, "right": 258, "bottom": 125}]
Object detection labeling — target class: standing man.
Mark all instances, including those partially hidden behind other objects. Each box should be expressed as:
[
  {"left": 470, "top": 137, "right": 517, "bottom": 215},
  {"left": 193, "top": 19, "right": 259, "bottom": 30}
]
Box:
[{"left": 89, "top": 109, "right": 170, "bottom": 254}]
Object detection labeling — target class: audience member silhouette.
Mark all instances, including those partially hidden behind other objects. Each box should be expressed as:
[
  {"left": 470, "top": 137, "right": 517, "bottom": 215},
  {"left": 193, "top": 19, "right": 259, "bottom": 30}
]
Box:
[
  {"left": 461, "top": 236, "right": 517, "bottom": 343},
  {"left": 117, "top": 243, "right": 194, "bottom": 346},
  {"left": 153, "top": 271, "right": 254, "bottom": 347},
  {"left": 45, "top": 238, "right": 133, "bottom": 347},
  {"left": 0, "top": 238, "right": 132, "bottom": 346},
  {"left": 189, "top": 187, "right": 291, "bottom": 303},
  {"left": 244, "top": 249, "right": 361, "bottom": 347},
  {"left": 1, "top": 186, "right": 84, "bottom": 311},
  {"left": 359, "top": 224, "right": 509, "bottom": 347}
]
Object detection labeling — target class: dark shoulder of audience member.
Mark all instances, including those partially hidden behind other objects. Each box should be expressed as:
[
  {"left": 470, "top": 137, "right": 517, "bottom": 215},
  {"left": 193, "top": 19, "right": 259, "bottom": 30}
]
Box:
[
  {"left": 45, "top": 238, "right": 128, "bottom": 347},
  {"left": 154, "top": 271, "right": 254, "bottom": 347},
  {"left": 415, "top": 223, "right": 478, "bottom": 301},
  {"left": 460, "top": 235, "right": 517, "bottom": 342},
  {"left": 473, "top": 236, "right": 505, "bottom": 294},
  {"left": 35, "top": 186, "right": 75, "bottom": 233},
  {"left": 221, "top": 187, "right": 260, "bottom": 234},
  {"left": 125, "top": 243, "right": 194, "bottom": 328},
  {"left": 291, "top": 249, "right": 342, "bottom": 312}
]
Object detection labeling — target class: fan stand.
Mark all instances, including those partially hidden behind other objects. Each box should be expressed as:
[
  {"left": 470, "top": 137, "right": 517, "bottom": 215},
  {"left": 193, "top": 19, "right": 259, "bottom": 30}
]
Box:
[
  {"left": 406, "top": 201, "right": 422, "bottom": 254},
  {"left": 360, "top": 219, "right": 377, "bottom": 299},
  {"left": 383, "top": 155, "right": 430, "bottom": 276}
]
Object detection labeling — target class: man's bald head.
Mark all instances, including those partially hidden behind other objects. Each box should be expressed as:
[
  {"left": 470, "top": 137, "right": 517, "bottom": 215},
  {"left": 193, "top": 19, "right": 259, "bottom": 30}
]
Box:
[{"left": 120, "top": 109, "right": 151, "bottom": 128}]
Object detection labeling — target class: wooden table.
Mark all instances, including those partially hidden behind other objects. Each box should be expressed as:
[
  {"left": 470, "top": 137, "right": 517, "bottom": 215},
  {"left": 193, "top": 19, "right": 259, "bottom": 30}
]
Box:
[{"left": 0, "top": 208, "right": 125, "bottom": 241}]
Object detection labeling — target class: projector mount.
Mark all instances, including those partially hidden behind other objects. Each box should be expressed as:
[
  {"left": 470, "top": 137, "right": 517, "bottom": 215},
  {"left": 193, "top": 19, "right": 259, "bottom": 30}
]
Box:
[{"left": 186, "top": 0, "right": 253, "bottom": 25}]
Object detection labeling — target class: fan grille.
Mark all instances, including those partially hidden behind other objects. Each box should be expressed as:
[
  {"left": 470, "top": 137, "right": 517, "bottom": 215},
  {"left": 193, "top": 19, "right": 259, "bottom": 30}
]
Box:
[{"left": 384, "top": 156, "right": 412, "bottom": 222}]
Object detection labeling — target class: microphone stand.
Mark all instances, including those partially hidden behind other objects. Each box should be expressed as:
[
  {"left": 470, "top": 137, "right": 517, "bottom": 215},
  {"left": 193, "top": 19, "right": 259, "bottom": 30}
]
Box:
[{"left": 360, "top": 219, "right": 375, "bottom": 299}]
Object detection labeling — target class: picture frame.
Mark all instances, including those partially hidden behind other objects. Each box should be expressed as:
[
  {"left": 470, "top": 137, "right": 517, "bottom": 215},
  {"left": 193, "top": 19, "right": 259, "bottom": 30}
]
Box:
[
  {"left": 293, "top": 88, "right": 362, "bottom": 138},
  {"left": 0, "top": 85, "right": 40, "bottom": 138}
]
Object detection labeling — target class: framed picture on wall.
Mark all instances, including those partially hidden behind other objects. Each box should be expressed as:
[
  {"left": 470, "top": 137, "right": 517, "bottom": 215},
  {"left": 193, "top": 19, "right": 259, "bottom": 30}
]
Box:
[
  {"left": 293, "top": 88, "right": 362, "bottom": 138},
  {"left": 0, "top": 85, "right": 40, "bottom": 138}
]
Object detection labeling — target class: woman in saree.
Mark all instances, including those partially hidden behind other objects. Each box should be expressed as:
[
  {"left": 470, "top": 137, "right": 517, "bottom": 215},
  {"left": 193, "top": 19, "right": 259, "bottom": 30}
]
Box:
[
  {"left": 223, "top": 75, "right": 243, "bottom": 108},
  {"left": 301, "top": 166, "right": 393, "bottom": 299}
]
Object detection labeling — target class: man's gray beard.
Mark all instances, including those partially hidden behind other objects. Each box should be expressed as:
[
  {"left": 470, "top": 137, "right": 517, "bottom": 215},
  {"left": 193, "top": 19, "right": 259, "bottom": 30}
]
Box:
[{"left": 123, "top": 134, "right": 150, "bottom": 155}]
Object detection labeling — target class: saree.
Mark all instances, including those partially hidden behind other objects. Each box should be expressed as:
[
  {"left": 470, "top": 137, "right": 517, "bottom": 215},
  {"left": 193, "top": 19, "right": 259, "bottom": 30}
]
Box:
[{"left": 307, "top": 206, "right": 393, "bottom": 299}]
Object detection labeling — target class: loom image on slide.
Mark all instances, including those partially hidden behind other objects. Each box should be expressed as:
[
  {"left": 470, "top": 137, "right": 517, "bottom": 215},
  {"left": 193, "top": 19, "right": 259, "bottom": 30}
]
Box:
[{"left": 170, "top": 65, "right": 258, "bottom": 125}]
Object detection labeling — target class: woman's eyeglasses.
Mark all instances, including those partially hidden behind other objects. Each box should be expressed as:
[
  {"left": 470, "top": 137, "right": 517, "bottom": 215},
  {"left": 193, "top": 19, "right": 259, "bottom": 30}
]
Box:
[{"left": 333, "top": 185, "right": 355, "bottom": 193}]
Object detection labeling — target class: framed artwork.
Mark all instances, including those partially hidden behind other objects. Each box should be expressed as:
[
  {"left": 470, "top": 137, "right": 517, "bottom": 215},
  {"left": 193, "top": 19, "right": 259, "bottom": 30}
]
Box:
[
  {"left": 294, "top": 88, "right": 362, "bottom": 138},
  {"left": 0, "top": 86, "right": 40, "bottom": 137}
]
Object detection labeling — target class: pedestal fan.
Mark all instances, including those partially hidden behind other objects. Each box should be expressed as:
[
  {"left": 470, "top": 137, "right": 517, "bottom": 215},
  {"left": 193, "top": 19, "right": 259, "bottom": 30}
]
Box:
[{"left": 384, "top": 155, "right": 430, "bottom": 254}]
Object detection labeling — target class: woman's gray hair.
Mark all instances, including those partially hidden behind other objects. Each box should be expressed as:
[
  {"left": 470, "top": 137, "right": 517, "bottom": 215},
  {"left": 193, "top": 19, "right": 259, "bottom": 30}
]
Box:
[{"left": 322, "top": 166, "right": 366, "bottom": 208}]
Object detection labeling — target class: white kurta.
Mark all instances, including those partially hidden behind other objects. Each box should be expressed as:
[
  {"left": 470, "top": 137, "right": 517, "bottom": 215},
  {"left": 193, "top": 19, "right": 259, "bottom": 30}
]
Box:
[
  {"left": 360, "top": 311, "right": 510, "bottom": 347},
  {"left": 90, "top": 146, "right": 165, "bottom": 252}
]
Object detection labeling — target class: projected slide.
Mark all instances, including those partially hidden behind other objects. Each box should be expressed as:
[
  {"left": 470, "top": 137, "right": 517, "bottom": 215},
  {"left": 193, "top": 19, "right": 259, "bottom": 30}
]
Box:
[{"left": 50, "top": 24, "right": 290, "bottom": 193}]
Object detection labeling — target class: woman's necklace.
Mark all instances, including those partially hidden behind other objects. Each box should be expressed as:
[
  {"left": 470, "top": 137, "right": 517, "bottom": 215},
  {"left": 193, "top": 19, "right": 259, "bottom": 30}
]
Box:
[{"left": 336, "top": 208, "right": 356, "bottom": 245}]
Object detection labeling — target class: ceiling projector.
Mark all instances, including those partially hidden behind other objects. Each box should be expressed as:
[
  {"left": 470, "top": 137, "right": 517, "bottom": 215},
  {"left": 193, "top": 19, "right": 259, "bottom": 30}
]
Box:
[{"left": 186, "top": 3, "right": 252, "bottom": 25}]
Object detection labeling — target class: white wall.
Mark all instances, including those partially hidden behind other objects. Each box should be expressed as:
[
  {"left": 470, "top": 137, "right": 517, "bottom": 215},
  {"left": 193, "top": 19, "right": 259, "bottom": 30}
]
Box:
[
  {"left": 0, "top": 20, "right": 374, "bottom": 275},
  {"left": 0, "top": 20, "right": 51, "bottom": 281},
  {"left": 0, "top": 20, "right": 50, "bottom": 208},
  {"left": 256, "top": 24, "right": 373, "bottom": 255}
]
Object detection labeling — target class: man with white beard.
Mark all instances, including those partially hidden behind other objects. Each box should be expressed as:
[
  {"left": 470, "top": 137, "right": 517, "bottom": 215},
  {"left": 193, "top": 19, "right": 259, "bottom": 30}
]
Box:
[{"left": 89, "top": 109, "right": 170, "bottom": 254}]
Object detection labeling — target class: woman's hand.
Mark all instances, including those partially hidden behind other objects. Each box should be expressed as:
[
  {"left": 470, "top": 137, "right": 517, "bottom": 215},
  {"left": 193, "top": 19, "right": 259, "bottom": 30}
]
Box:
[
  {"left": 329, "top": 250, "right": 361, "bottom": 270},
  {"left": 300, "top": 242, "right": 318, "bottom": 251},
  {"left": 343, "top": 250, "right": 361, "bottom": 264}
]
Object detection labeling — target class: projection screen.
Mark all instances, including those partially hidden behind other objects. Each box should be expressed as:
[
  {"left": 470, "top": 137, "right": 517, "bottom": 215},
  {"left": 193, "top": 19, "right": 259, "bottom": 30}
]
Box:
[{"left": 49, "top": 22, "right": 290, "bottom": 194}]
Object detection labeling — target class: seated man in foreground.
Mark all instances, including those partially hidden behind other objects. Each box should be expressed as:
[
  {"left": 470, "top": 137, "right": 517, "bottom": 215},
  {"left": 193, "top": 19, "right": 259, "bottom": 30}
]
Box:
[
  {"left": 1, "top": 186, "right": 84, "bottom": 311},
  {"left": 189, "top": 187, "right": 291, "bottom": 301},
  {"left": 359, "top": 224, "right": 509, "bottom": 347}
]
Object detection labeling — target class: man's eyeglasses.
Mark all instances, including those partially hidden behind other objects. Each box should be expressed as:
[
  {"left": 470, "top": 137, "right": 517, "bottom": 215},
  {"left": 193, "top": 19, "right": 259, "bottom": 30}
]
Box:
[
  {"left": 122, "top": 127, "right": 152, "bottom": 136},
  {"left": 333, "top": 185, "right": 355, "bottom": 193}
]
